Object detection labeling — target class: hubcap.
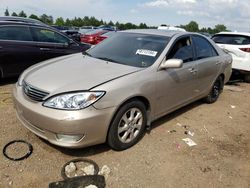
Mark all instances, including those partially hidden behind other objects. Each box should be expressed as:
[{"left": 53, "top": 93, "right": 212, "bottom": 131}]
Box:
[{"left": 118, "top": 108, "right": 143, "bottom": 143}]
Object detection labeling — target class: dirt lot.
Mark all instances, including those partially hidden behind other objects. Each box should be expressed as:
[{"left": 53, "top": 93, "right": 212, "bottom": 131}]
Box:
[{"left": 0, "top": 79, "right": 249, "bottom": 188}]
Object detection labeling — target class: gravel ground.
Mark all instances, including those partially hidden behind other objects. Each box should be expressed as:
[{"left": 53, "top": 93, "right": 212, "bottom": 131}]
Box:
[{"left": 0, "top": 78, "right": 249, "bottom": 188}]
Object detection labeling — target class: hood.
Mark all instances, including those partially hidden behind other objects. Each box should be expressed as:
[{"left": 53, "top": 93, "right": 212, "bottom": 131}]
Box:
[{"left": 24, "top": 53, "right": 142, "bottom": 94}]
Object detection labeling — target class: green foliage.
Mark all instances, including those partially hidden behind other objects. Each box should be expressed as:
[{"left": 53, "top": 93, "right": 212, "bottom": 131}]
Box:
[
  {"left": 11, "top": 12, "right": 18, "bottom": 16},
  {"left": 39, "top": 14, "right": 53, "bottom": 25},
  {"left": 55, "top": 17, "right": 65, "bottom": 26},
  {"left": 4, "top": 8, "right": 9, "bottom": 16},
  {"left": 18, "top": 11, "right": 27, "bottom": 18},
  {"left": 3, "top": 10, "right": 227, "bottom": 32},
  {"left": 185, "top": 21, "right": 199, "bottom": 32},
  {"left": 214, "top": 24, "right": 227, "bottom": 33},
  {"left": 29, "top": 14, "right": 40, "bottom": 20}
]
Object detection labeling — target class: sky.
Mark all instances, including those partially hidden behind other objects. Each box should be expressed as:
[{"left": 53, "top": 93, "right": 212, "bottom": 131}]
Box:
[{"left": 1, "top": 0, "right": 249, "bottom": 31}]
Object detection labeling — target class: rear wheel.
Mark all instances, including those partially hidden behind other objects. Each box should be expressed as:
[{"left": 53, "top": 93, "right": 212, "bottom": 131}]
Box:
[
  {"left": 244, "top": 74, "right": 250, "bottom": 83},
  {"left": 204, "top": 76, "right": 223, "bottom": 104},
  {"left": 107, "top": 100, "right": 147, "bottom": 151}
]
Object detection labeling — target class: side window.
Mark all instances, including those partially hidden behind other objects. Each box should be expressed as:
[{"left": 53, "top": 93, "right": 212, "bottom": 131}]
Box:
[
  {"left": 31, "top": 27, "right": 69, "bottom": 44},
  {"left": 167, "top": 37, "right": 194, "bottom": 63},
  {"left": 0, "top": 26, "right": 32, "bottom": 41},
  {"left": 193, "top": 36, "right": 218, "bottom": 60}
]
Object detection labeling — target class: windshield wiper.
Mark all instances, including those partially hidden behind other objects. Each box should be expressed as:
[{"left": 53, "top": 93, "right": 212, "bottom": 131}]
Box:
[
  {"left": 82, "top": 51, "right": 93, "bottom": 57},
  {"left": 95, "top": 57, "right": 119, "bottom": 63}
]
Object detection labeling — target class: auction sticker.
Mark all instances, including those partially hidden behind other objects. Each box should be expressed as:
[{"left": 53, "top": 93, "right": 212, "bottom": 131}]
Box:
[{"left": 136, "top": 49, "right": 158, "bottom": 57}]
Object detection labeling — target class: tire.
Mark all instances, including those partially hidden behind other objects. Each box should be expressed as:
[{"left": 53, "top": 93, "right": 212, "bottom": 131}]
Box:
[
  {"left": 204, "top": 76, "right": 223, "bottom": 104},
  {"left": 107, "top": 100, "right": 147, "bottom": 151},
  {"left": 244, "top": 74, "right": 250, "bottom": 83}
]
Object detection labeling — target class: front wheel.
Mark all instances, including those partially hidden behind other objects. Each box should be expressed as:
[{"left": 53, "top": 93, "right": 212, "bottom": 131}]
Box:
[
  {"left": 204, "top": 76, "right": 223, "bottom": 104},
  {"left": 107, "top": 100, "right": 147, "bottom": 151}
]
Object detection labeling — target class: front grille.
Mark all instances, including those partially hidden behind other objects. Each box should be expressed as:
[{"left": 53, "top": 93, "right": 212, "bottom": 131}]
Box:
[{"left": 23, "top": 81, "right": 49, "bottom": 102}]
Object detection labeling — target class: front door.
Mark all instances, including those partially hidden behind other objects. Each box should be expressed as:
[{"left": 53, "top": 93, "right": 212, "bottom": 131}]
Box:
[{"left": 155, "top": 36, "right": 199, "bottom": 117}]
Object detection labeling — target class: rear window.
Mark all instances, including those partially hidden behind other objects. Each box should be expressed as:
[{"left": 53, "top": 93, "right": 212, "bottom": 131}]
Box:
[
  {"left": 0, "top": 26, "right": 32, "bottom": 41},
  {"left": 212, "top": 34, "right": 250, "bottom": 45}
]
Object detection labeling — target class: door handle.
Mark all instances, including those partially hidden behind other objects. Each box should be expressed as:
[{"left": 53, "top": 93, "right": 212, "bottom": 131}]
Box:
[
  {"left": 0, "top": 46, "right": 3, "bottom": 49},
  {"left": 40, "top": 48, "right": 51, "bottom": 51},
  {"left": 188, "top": 68, "right": 197, "bottom": 74},
  {"left": 216, "top": 61, "right": 221, "bottom": 65}
]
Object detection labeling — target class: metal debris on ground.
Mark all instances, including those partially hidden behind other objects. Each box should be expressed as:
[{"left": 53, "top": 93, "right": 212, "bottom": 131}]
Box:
[
  {"left": 168, "top": 130, "right": 177, "bottom": 133},
  {"left": 85, "top": 185, "right": 98, "bottom": 188},
  {"left": 82, "top": 165, "right": 95, "bottom": 175},
  {"left": 65, "top": 162, "right": 77, "bottom": 174},
  {"left": 229, "top": 116, "right": 233, "bottom": 119},
  {"left": 98, "top": 165, "right": 111, "bottom": 179},
  {"left": 184, "top": 130, "right": 194, "bottom": 137},
  {"left": 230, "top": 105, "right": 236, "bottom": 109},
  {"left": 49, "top": 175, "right": 105, "bottom": 188},
  {"left": 182, "top": 138, "right": 197, "bottom": 147},
  {"left": 3, "top": 140, "right": 33, "bottom": 161},
  {"left": 61, "top": 158, "right": 99, "bottom": 179}
]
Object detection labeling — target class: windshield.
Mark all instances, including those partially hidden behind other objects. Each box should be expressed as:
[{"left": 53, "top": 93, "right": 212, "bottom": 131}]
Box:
[{"left": 87, "top": 32, "right": 170, "bottom": 68}]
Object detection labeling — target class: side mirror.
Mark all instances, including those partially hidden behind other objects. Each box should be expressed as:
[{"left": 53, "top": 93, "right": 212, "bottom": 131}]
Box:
[{"left": 159, "top": 59, "right": 183, "bottom": 70}]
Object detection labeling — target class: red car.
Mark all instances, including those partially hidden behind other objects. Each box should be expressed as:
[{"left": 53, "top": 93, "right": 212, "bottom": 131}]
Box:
[{"left": 80, "top": 29, "right": 109, "bottom": 45}]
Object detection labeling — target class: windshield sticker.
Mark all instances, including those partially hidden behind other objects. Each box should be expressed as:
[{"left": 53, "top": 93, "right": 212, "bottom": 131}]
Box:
[{"left": 136, "top": 49, "right": 158, "bottom": 57}]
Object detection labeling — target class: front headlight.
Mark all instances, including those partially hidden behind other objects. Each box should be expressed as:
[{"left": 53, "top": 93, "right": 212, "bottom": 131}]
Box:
[{"left": 43, "top": 91, "right": 105, "bottom": 110}]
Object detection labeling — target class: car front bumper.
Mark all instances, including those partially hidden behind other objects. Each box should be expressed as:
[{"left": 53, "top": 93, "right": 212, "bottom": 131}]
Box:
[{"left": 13, "top": 85, "right": 116, "bottom": 148}]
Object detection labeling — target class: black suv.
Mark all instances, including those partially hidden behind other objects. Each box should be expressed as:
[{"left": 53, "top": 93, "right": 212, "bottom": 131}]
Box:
[{"left": 0, "top": 17, "right": 91, "bottom": 78}]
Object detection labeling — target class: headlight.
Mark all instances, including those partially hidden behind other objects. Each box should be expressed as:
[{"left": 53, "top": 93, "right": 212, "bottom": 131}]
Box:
[{"left": 43, "top": 91, "right": 105, "bottom": 110}]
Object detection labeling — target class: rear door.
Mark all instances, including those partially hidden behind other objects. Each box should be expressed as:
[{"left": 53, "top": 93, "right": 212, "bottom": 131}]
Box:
[
  {"left": 192, "top": 35, "right": 221, "bottom": 94},
  {"left": 0, "top": 25, "right": 40, "bottom": 77}
]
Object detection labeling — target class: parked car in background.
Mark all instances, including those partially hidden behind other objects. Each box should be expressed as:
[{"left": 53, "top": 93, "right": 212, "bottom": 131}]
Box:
[
  {"left": 199, "top": 32, "right": 212, "bottom": 38},
  {"left": 212, "top": 32, "right": 250, "bottom": 82},
  {"left": 51, "top": 25, "right": 70, "bottom": 31},
  {"left": 14, "top": 29, "right": 232, "bottom": 151},
  {"left": 95, "top": 31, "right": 116, "bottom": 44},
  {"left": 0, "top": 17, "right": 91, "bottom": 79},
  {"left": 158, "top": 24, "right": 186, "bottom": 32},
  {"left": 97, "top": 25, "right": 117, "bottom": 31},
  {"left": 61, "top": 30, "right": 81, "bottom": 42},
  {"left": 80, "top": 29, "right": 110, "bottom": 44}
]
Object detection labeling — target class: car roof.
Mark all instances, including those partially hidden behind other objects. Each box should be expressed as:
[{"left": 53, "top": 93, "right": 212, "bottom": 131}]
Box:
[
  {"left": 0, "top": 16, "right": 47, "bottom": 26},
  {"left": 122, "top": 29, "right": 185, "bottom": 37},
  {"left": 215, "top": 32, "right": 250, "bottom": 37}
]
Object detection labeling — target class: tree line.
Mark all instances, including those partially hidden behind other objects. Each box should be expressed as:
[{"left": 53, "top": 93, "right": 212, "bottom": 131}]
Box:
[{"left": 3, "top": 9, "right": 227, "bottom": 33}]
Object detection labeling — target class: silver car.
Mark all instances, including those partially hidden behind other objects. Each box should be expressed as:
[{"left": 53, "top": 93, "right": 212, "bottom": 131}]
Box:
[{"left": 13, "top": 30, "right": 232, "bottom": 150}]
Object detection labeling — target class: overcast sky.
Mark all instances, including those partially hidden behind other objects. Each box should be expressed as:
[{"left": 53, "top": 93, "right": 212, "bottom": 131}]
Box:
[{"left": 1, "top": 0, "right": 249, "bottom": 31}]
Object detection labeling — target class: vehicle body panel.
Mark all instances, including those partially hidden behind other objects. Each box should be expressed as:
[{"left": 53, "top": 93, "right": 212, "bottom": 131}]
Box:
[{"left": 13, "top": 30, "right": 232, "bottom": 148}]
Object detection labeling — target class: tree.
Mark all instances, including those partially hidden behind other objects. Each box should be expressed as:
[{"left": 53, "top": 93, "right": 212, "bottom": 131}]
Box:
[
  {"left": 40, "top": 14, "right": 53, "bottom": 25},
  {"left": 214, "top": 24, "right": 227, "bottom": 33},
  {"left": 11, "top": 12, "right": 18, "bottom": 16},
  {"left": 185, "top": 21, "right": 199, "bottom": 32},
  {"left": 4, "top": 8, "right": 9, "bottom": 16},
  {"left": 18, "top": 10, "right": 27, "bottom": 17},
  {"left": 55, "top": 17, "right": 65, "bottom": 26},
  {"left": 29, "top": 14, "right": 40, "bottom": 20}
]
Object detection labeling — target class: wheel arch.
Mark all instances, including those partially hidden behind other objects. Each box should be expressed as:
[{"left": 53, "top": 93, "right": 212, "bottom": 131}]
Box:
[{"left": 106, "top": 95, "right": 151, "bottom": 142}]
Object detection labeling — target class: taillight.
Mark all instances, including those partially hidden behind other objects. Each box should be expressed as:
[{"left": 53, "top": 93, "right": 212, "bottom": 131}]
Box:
[{"left": 240, "top": 48, "right": 250, "bottom": 53}]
